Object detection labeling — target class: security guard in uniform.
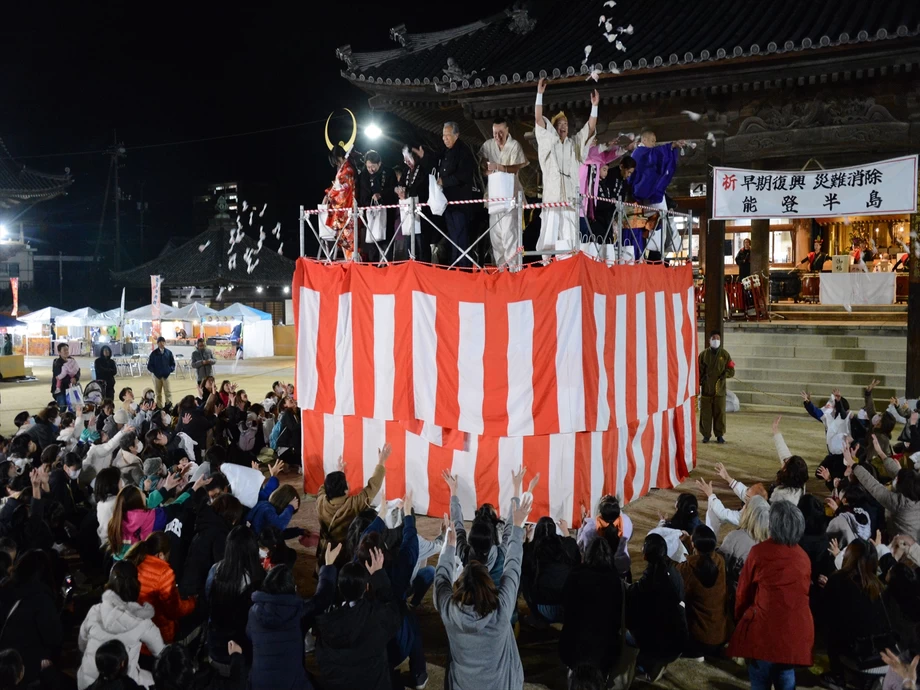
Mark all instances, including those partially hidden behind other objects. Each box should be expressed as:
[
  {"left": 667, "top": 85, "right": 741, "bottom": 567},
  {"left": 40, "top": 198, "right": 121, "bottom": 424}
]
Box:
[{"left": 699, "top": 330, "right": 734, "bottom": 444}]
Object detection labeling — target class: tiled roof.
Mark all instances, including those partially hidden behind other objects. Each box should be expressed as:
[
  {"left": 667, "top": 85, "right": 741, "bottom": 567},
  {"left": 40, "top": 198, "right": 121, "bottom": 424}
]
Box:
[
  {"left": 111, "top": 215, "right": 295, "bottom": 288},
  {"left": 0, "top": 137, "right": 72, "bottom": 206},
  {"left": 339, "top": 0, "right": 920, "bottom": 93}
]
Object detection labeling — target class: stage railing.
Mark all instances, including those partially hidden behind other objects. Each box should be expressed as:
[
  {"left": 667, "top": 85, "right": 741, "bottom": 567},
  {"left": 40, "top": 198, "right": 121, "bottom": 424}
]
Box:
[{"left": 298, "top": 191, "right": 693, "bottom": 270}]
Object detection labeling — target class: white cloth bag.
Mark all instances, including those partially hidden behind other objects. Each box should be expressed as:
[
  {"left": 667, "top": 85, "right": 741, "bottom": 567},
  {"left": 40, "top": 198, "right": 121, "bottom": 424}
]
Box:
[
  {"left": 428, "top": 174, "right": 448, "bottom": 216},
  {"left": 399, "top": 199, "right": 421, "bottom": 236},
  {"left": 487, "top": 172, "right": 515, "bottom": 214},
  {"left": 317, "top": 204, "right": 335, "bottom": 240},
  {"left": 364, "top": 204, "right": 387, "bottom": 243}
]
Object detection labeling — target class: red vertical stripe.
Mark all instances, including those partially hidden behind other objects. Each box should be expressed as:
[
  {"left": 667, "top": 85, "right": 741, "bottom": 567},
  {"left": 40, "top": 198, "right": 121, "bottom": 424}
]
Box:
[
  {"left": 482, "top": 298, "right": 510, "bottom": 437},
  {"left": 531, "top": 296, "right": 560, "bottom": 434},
  {"left": 523, "top": 435, "right": 551, "bottom": 519},
  {"left": 392, "top": 280, "right": 415, "bottom": 424},
  {"left": 301, "top": 410, "right": 325, "bottom": 493},
  {"left": 602, "top": 425, "right": 618, "bottom": 499},
  {"left": 343, "top": 416, "right": 364, "bottom": 492},
  {"left": 314, "top": 290, "right": 340, "bottom": 413},
  {"left": 350, "top": 286, "right": 375, "bottom": 418},
  {"left": 434, "top": 298, "right": 461, "bottom": 430},
  {"left": 657, "top": 412, "right": 673, "bottom": 489},
  {"left": 384, "top": 421, "right": 407, "bottom": 500},
  {"left": 623, "top": 421, "right": 637, "bottom": 504},
  {"left": 426, "top": 443, "right": 455, "bottom": 520},
  {"left": 474, "top": 437, "right": 500, "bottom": 511}
]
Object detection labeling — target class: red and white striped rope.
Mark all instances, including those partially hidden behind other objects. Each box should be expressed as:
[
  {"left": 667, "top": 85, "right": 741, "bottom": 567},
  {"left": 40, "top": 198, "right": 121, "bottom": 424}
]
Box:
[
  {"left": 582, "top": 195, "right": 688, "bottom": 216},
  {"left": 522, "top": 201, "right": 574, "bottom": 210},
  {"left": 303, "top": 196, "right": 521, "bottom": 217}
]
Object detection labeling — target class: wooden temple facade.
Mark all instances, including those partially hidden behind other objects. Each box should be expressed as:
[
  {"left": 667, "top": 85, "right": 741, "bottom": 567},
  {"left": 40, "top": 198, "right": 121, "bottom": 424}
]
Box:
[{"left": 337, "top": 0, "right": 920, "bottom": 393}]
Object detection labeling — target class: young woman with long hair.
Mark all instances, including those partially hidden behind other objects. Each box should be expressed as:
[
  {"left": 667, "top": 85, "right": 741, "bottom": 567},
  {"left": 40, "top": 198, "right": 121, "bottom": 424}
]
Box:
[{"left": 676, "top": 525, "right": 730, "bottom": 658}]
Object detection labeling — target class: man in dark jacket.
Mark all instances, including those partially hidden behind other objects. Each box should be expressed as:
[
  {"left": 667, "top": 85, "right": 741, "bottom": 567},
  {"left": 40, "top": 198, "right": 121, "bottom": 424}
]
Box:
[
  {"left": 358, "top": 150, "right": 396, "bottom": 264},
  {"left": 397, "top": 144, "right": 437, "bottom": 263},
  {"left": 315, "top": 554, "right": 400, "bottom": 690},
  {"left": 437, "top": 122, "right": 477, "bottom": 268},
  {"left": 48, "top": 453, "right": 87, "bottom": 525},
  {"left": 147, "top": 336, "right": 176, "bottom": 408}
]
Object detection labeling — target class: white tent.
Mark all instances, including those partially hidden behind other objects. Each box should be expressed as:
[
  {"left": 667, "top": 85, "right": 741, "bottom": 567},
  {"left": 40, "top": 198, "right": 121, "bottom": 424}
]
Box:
[
  {"left": 19, "top": 307, "right": 69, "bottom": 324},
  {"left": 57, "top": 307, "right": 101, "bottom": 327},
  {"left": 213, "top": 303, "right": 274, "bottom": 358},
  {"left": 124, "top": 304, "right": 177, "bottom": 321},
  {"left": 171, "top": 302, "right": 218, "bottom": 320},
  {"left": 85, "top": 309, "right": 122, "bottom": 327}
]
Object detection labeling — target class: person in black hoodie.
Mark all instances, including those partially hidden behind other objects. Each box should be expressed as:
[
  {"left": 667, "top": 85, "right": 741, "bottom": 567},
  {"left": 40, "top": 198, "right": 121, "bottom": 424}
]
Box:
[
  {"left": 523, "top": 516, "right": 581, "bottom": 624},
  {"left": 315, "top": 547, "right": 400, "bottom": 690},
  {"left": 357, "top": 150, "right": 396, "bottom": 264},
  {"left": 94, "top": 346, "right": 119, "bottom": 401},
  {"left": 179, "top": 493, "right": 244, "bottom": 599},
  {"left": 397, "top": 144, "right": 437, "bottom": 263},
  {"left": 174, "top": 395, "right": 215, "bottom": 463},
  {"left": 797, "top": 494, "right": 835, "bottom": 617},
  {"left": 560, "top": 533, "right": 623, "bottom": 676},
  {"left": 49, "top": 451, "right": 87, "bottom": 526},
  {"left": 0, "top": 550, "right": 63, "bottom": 686},
  {"left": 437, "top": 122, "right": 477, "bottom": 268},
  {"left": 247, "top": 551, "right": 338, "bottom": 690}
]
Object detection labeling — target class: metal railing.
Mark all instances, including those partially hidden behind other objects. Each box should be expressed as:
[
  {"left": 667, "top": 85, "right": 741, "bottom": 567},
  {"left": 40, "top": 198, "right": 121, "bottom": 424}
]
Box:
[{"left": 298, "top": 191, "right": 693, "bottom": 270}]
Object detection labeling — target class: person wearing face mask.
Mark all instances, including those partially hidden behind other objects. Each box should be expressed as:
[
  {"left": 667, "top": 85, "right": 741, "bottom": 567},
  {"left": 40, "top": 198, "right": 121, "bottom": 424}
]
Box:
[
  {"left": 698, "top": 330, "right": 734, "bottom": 444},
  {"left": 49, "top": 452, "right": 87, "bottom": 524}
]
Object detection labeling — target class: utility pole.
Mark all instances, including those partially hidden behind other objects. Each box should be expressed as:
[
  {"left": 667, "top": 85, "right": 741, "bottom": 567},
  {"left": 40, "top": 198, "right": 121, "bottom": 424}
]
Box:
[
  {"left": 137, "top": 182, "right": 148, "bottom": 261},
  {"left": 107, "top": 132, "right": 127, "bottom": 271}
]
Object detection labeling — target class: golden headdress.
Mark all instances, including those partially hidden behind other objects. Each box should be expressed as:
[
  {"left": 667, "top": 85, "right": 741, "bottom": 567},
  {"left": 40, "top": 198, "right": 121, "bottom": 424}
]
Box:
[
  {"left": 324, "top": 108, "right": 358, "bottom": 153},
  {"left": 551, "top": 111, "right": 568, "bottom": 126}
]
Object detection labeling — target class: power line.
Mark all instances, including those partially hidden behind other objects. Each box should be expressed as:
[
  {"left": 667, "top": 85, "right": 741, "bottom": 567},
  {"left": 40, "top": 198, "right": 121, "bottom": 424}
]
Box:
[{"left": 0, "top": 114, "right": 349, "bottom": 161}]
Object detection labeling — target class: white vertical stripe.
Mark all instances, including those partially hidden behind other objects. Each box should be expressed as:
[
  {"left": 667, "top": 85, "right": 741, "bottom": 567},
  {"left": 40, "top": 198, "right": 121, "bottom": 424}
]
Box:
[
  {"left": 686, "top": 286, "right": 697, "bottom": 399},
  {"left": 630, "top": 417, "right": 648, "bottom": 502},
  {"left": 419, "top": 422, "right": 442, "bottom": 447},
  {"left": 498, "top": 436, "right": 523, "bottom": 516},
  {"left": 594, "top": 294, "right": 610, "bottom": 431},
  {"left": 405, "top": 431, "right": 430, "bottom": 516},
  {"left": 457, "top": 302, "right": 486, "bottom": 434},
  {"left": 362, "top": 418, "right": 387, "bottom": 504},
  {"left": 647, "top": 412, "right": 663, "bottom": 489},
  {"left": 333, "top": 293, "right": 354, "bottom": 415},
  {"left": 590, "top": 431, "right": 604, "bottom": 517},
  {"left": 655, "top": 291, "right": 668, "bottom": 413},
  {"left": 672, "top": 293, "right": 688, "bottom": 406},
  {"left": 614, "top": 294, "right": 627, "bottom": 428},
  {"left": 616, "top": 425, "right": 628, "bottom": 504},
  {"left": 668, "top": 408, "right": 681, "bottom": 488},
  {"left": 412, "top": 291, "right": 438, "bottom": 424},
  {"left": 684, "top": 398, "right": 696, "bottom": 471},
  {"left": 322, "top": 413, "right": 345, "bottom": 478},
  {"left": 634, "top": 293, "right": 648, "bottom": 419},
  {"left": 451, "top": 436, "right": 479, "bottom": 519},
  {"left": 556, "top": 287, "right": 585, "bottom": 434},
  {"left": 549, "top": 433, "right": 576, "bottom": 522},
  {"left": 373, "top": 294, "right": 396, "bottom": 420},
  {"left": 506, "top": 301, "right": 535, "bottom": 436},
  {"left": 297, "top": 287, "right": 320, "bottom": 409}
]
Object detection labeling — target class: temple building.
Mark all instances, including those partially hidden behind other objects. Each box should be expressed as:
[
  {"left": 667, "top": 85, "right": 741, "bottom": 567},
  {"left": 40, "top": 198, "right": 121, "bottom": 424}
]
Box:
[{"left": 336, "top": 0, "right": 920, "bottom": 396}]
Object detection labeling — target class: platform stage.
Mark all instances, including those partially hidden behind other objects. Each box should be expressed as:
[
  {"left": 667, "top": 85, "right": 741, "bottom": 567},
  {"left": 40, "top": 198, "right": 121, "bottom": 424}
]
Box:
[{"left": 294, "top": 254, "right": 698, "bottom": 521}]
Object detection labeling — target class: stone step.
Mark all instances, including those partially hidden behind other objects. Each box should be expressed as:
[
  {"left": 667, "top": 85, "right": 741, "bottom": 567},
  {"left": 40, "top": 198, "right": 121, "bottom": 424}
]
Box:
[
  {"left": 735, "top": 366, "right": 905, "bottom": 387},
  {"left": 703, "top": 332, "right": 906, "bottom": 351},
  {"left": 771, "top": 303, "right": 906, "bottom": 313},
  {"left": 771, "top": 311, "right": 905, "bottom": 323},
  {"left": 728, "top": 379, "right": 900, "bottom": 406},
  {"left": 725, "top": 344, "right": 903, "bottom": 361},
  {"left": 730, "top": 355, "right": 905, "bottom": 376}
]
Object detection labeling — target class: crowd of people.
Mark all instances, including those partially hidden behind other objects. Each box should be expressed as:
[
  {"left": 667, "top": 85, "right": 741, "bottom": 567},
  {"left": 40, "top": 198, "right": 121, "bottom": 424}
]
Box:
[
  {"left": 6, "top": 348, "right": 920, "bottom": 690},
  {"left": 322, "top": 79, "right": 683, "bottom": 271}
]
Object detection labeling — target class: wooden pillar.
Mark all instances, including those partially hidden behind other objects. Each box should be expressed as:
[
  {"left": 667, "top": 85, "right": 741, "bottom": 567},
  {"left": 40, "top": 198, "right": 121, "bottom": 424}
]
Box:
[
  {"left": 907, "top": 207, "right": 920, "bottom": 398},
  {"left": 705, "top": 157, "right": 725, "bottom": 339},
  {"left": 750, "top": 218, "right": 771, "bottom": 278}
]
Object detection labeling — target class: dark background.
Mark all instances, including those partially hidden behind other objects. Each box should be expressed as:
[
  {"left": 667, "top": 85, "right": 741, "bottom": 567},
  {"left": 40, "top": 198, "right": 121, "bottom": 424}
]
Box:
[{"left": 0, "top": 2, "right": 495, "bottom": 306}]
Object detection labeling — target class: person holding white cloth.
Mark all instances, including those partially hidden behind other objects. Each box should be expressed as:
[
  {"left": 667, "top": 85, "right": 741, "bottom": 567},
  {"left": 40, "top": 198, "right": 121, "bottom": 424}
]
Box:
[
  {"left": 533, "top": 78, "right": 599, "bottom": 258},
  {"left": 480, "top": 117, "right": 529, "bottom": 269}
]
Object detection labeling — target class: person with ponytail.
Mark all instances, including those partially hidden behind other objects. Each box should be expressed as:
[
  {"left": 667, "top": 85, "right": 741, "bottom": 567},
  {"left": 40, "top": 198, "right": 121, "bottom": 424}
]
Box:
[
  {"left": 663, "top": 493, "right": 702, "bottom": 533},
  {"left": 125, "top": 531, "right": 195, "bottom": 647},
  {"left": 676, "top": 525, "right": 730, "bottom": 659},
  {"left": 559, "top": 534, "right": 624, "bottom": 677},
  {"left": 626, "top": 533, "right": 689, "bottom": 682},
  {"left": 107, "top": 471, "right": 212, "bottom": 559},
  {"left": 77, "top": 561, "right": 164, "bottom": 689},
  {"left": 577, "top": 494, "right": 633, "bottom": 580},
  {"left": 522, "top": 515, "right": 580, "bottom": 624},
  {"left": 86, "top": 640, "right": 143, "bottom": 690}
]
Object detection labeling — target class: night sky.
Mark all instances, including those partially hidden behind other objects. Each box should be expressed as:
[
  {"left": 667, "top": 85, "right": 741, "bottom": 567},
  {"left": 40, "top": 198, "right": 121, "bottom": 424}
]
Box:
[{"left": 0, "top": 2, "right": 495, "bottom": 276}]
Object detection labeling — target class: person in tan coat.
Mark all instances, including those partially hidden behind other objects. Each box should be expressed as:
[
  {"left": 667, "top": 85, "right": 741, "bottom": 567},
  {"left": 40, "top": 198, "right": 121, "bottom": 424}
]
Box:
[
  {"left": 676, "top": 525, "right": 731, "bottom": 659},
  {"left": 315, "top": 443, "right": 391, "bottom": 569}
]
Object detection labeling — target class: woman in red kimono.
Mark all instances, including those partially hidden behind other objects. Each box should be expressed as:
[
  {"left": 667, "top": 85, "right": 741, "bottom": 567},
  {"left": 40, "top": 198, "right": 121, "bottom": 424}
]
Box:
[{"left": 325, "top": 145, "right": 356, "bottom": 259}]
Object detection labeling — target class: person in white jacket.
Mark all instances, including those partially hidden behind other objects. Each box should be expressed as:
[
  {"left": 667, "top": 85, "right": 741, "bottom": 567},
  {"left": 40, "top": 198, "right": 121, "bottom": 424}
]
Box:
[{"left": 77, "top": 560, "right": 164, "bottom": 689}]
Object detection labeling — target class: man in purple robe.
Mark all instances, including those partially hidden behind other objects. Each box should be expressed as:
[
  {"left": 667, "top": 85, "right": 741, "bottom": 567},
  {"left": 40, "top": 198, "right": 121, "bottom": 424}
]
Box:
[{"left": 629, "top": 129, "right": 685, "bottom": 261}]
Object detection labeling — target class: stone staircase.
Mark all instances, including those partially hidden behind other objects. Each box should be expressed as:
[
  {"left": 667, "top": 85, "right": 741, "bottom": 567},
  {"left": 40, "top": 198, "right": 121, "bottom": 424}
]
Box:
[
  {"left": 699, "top": 326, "right": 907, "bottom": 410},
  {"left": 768, "top": 303, "right": 906, "bottom": 324}
]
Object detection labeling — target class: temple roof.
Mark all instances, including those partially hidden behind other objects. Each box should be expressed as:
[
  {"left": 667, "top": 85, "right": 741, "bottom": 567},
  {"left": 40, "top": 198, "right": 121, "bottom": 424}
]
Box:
[
  {"left": 338, "top": 0, "right": 920, "bottom": 94},
  {"left": 111, "top": 214, "right": 295, "bottom": 288},
  {"left": 0, "top": 138, "right": 72, "bottom": 208}
]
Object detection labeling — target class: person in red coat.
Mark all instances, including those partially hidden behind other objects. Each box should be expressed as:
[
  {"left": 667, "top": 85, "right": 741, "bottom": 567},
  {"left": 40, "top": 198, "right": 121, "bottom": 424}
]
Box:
[{"left": 727, "top": 500, "right": 812, "bottom": 690}]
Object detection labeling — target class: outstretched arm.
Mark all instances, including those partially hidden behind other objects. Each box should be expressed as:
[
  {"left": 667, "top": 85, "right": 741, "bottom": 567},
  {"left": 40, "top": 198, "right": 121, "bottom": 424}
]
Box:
[
  {"left": 587, "top": 89, "right": 599, "bottom": 139},
  {"left": 535, "top": 78, "right": 547, "bottom": 129}
]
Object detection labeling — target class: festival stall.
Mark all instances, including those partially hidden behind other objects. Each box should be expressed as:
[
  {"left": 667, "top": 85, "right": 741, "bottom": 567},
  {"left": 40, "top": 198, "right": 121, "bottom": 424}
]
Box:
[
  {"left": 19, "top": 306, "right": 73, "bottom": 356},
  {"left": 123, "top": 303, "right": 177, "bottom": 348},
  {"left": 0, "top": 314, "right": 27, "bottom": 377},
  {"left": 215, "top": 303, "right": 274, "bottom": 358},
  {"left": 169, "top": 302, "right": 217, "bottom": 342}
]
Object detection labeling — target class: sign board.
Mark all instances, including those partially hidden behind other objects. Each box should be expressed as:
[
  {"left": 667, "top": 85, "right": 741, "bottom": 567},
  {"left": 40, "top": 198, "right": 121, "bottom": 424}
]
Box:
[
  {"left": 712, "top": 155, "right": 918, "bottom": 219},
  {"left": 832, "top": 255, "right": 851, "bottom": 274}
]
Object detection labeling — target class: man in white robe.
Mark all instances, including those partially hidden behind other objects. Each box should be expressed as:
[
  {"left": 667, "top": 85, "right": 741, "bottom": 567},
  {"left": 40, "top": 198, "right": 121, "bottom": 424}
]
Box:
[
  {"left": 479, "top": 117, "right": 529, "bottom": 269},
  {"left": 534, "top": 78, "right": 599, "bottom": 257}
]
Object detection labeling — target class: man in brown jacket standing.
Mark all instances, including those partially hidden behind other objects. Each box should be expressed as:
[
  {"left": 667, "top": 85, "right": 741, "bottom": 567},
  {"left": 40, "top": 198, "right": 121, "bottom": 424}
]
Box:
[
  {"left": 315, "top": 443, "right": 391, "bottom": 568},
  {"left": 699, "top": 330, "right": 734, "bottom": 444}
]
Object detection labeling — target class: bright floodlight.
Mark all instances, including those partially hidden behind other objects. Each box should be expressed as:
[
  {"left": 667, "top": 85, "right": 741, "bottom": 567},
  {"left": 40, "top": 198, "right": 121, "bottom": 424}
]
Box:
[
  {"left": 283, "top": 286, "right": 290, "bottom": 294},
  {"left": 365, "top": 124, "right": 382, "bottom": 140},
  {"left": 0, "top": 224, "right": 6, "bottom": 238},
  {"left": 256, "top": 286, "right": 264, "bottom": 293}
]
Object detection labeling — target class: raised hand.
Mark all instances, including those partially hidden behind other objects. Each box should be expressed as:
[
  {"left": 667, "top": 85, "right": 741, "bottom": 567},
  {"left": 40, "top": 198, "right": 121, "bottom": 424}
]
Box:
[
  {"left": 714, "top": 462, "right": 732, "bottom": 484},
  {"left": 512, "top": 465, "right": 527, "bottom": 490},
  {"left": 828, "top": 538, "right": 841, "bottom": 557},
  {"left": 871, "top": 529, "right": 884, "bottom": 548},
  {"left": 527, "top": 472, "right": 541, "bottom": 494},
  {"left": 447, "top": 523, "right": 457, "bottom": 547},
  {"left": 880, "top": 649, "right": 918, "bottom": 688},
  {"left": 182, "top": 413, "right": 192, "bottom": 426},
  {"left": 193, "top": 474, "right": 212, "bottom": 494},
  {"left": 695, "top": 478, "right": 714, "bottom": 498},
  {"left": 403, "top": 490, "right": 413, "bottom": 516},
  {"left": 772, "top": 415, "right": 782, "bottom": 435},
  {"left": 513, "top": 493, "right": 534, "bottom": 527},
  {"left": 833, "top": 388, "right": 842, "bottom": 401},
  {"left": 537, "top": 77, "right": 547, "bottom": 94},
  {"left": 377, "top": 443, "right": 392, "bottom": 465},
  {"left": 165, "top": 472, "right": 182, "bottom": 492},
  {"left": 891, "top": 396, "right": 901, "bottom": 408},
  {"left": 825, "top": 497, "right": 839, "bottom": 513},
  {"left": 867, "top": 378, "right": 881, "bottom": 392},
  {"left": 269, "top": 459, "right": 285, "bottom": 477},
  {"left": 801, "top": 390, "right": 811, "bottom": 403},
  {"left": 817, "top": 466, "right": 831, "bottom": 483},
  {"left": 441, "top": 470, "right": 459, "bottom": 496},
  {"left": 365, "top": 547, "right": 385, "bottom": 574},
  {"left": 590, "top": 89, "right": 600, "bottom": 106},
  {"left": 228, "top": 641, "right": 243, "bottom": 657},
  {"left": 580, "top": 502, "right": 590, "bottom": 522}
]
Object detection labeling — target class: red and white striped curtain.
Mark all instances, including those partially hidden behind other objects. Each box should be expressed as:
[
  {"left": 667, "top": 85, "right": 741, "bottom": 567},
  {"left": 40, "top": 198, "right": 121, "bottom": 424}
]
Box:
[{"left": 294, "top": 255, "right": 698, "bottom": 522}]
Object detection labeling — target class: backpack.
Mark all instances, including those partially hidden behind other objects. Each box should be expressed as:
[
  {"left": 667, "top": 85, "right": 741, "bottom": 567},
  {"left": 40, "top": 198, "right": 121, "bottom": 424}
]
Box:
[
  {"left": 269, "top": 421, "right": 284, "bottom": 450},
  {"left": 239, "top": 423, "right": 258, "bottom": 452},
  {"left": 82, "top": 380, "right": 106, "bottom": 406}
]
